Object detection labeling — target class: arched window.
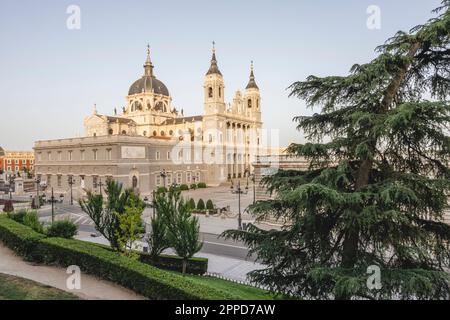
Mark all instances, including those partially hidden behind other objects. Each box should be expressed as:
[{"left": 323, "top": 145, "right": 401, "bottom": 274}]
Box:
[
  {"left": 132, "top": 176, "right": 138, "bottom": 189},
  {"left": 108, "top": 129, "right": 113, "bottom": 135},
  {"left": 160, "top": 131, "right": 165, "bottom": 136},
  {"left": 143, "top": 131, "right": 147, "bottom": 136},
  {"left": 257, "top": 99, "right": 259, "bottom": 109},
  {"left": 169, "top": 130, "right": 174, "bottom": 136},
  {"left": 248, "top": 99, "right": 252, "bottom": 108},
  {"left": 122, "top": 130, "right": 127, "bottom": 135},
  {"left": 219, "top": 87, "right": 221, "bottom": 98},
  {"left": 153, "top": 131, "right": 157, "bottom": 136},
  {"left": 208, "top": 87, "right": 213, "bottom": 98}
]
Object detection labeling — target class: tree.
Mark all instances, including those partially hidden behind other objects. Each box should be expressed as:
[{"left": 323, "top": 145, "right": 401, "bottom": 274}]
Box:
[
  {"left": 197, "top": 199, "right": 205, "bottom": 211},
  {"left": 158, "top": 189, "right": 203, "bottom": 274},
  {"left": 147, "top": 210, "right": 170, "bottom": 260},
  {"left": 80, "top": 180, "right": 144, "bottom": 252},
  {"left": 223, "top": 2, "right": 450, "bottom": 300},
  {"left": 116, "top": 200, "right": 144, "bottom": 259},
  {"left": 206, "top": 199, "right": 214, "bottom": 211}
]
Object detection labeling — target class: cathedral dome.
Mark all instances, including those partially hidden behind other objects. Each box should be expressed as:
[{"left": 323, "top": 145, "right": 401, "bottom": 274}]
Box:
[
  {"left": 128, "top": 76, "right": 169, "bottom": 96},
  {"left": 128, "top": 46, "right": 170, "bottom": 97}
]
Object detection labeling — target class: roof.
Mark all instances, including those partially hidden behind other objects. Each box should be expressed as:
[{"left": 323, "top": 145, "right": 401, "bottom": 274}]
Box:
[
  {"left": 0, "top": 147, "right": 5, "bottom": 157},
  {"left": 206, "top": 51, "right": 222, "bottom": 76},
  {"left": 105, "top": 116, "right": 136, "bottom": 125},
  {"left": 128, "top": 76, "right": 170, "bottom": 96},
  {"left": 161, "top": 115, "right": 203, "bottom": 125}
]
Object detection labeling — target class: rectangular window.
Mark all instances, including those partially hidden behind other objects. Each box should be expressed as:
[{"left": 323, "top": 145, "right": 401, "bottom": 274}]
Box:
[
  {"left": 7, "top": 159, "right": 11, "bottom": 164},
  {"left": 7, "top": 166, "right": 11, "bottom": 172},
  {"left": 58, "top": 152, "right": 62, "bottom": 161},
  {"left": 93, "top": 149, "right": 98, "bottom": 161},
  {"left": 155, "top": 175, "right": 161, "bottom": 187},
  {"left": 177, "top": 172, "right": 182, "bottom": 184},
  {"left": 80, "top": 150, "right": 85, "bottom": 161},
  {"left": 57, "top": 175, "right": 62, "bottom": 187},
  {"left": 195, "top": 171, "right": 201, "bottom": 182},
  {"left": 155, "top": 151, "right": 160, "bottom": 160},
  {"left": 15, "top": 166, "right": 19, "bottom": 172},
  {"left": 93, "top": 176, "right": 98, "bottom": 188},
  {"left": 15, "top": 159, "right": 19, "bottom": 164},
  {"left": 186, "top": 172, "right": 191, "bottom": 184},
  {"left": 167, "top": 173, "right": 172, "bottom": 185},
  {"left": 68, "top": 150, "right": 73, "bottom": 161},
  {"left": 30, "top": 160, "right": 34, "bottom": 164},
  {"left": 107, "top": 149, "right": 112, "bottom": 160},
  {"left": 48, "top": 152, "right": 52, "bottom": 161},
  {"left": 167, "top": 151, "right": 171, "bottom": 160},
  {"left": 47, "top": 175, "right": 52, "bottom": 187}
]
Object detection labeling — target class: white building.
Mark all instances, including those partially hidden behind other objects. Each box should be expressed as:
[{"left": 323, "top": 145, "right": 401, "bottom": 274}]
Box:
[{"left": 34, "top": 45, "right": 263, "bottom": 196}]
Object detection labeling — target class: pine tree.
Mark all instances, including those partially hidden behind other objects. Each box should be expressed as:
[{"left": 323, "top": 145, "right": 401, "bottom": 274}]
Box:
[{"left": 223, "top": 2, "right": 450, "bottom": 300}]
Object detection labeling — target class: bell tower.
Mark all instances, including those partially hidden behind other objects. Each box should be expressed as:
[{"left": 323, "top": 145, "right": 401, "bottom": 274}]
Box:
[
  {"left": 244, "top": 61, "right": 261, "bottom": 122},
  {"left": 204, "top": 42, "right": 225, "bottom": 115}
]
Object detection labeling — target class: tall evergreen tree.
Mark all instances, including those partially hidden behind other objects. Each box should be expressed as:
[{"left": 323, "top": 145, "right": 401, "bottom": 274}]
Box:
[{"left": 223, "top": 2, "right": 450, "bottom": 299}]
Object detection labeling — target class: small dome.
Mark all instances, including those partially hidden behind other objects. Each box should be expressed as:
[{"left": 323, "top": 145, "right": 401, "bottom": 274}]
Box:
[
  {"left": 128, "top": 76, "right": 170, "bottom": 96},
  {"left": 0, "top": 147, "right": 5, "bottom": 157}
]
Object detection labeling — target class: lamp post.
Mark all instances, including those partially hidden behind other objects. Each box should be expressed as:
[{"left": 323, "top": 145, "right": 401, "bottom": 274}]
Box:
[
  {"left": 68, "top": 176, "right": 75, "bottom": 205},
  {"left": 8, "top": 175, "right": 14, "bottom": 200},
  {"left": 230, "top": 179, "right": 243, "bottom": 230},
  {"left": 94, "top": 177, "right": 104, "bottom": 196},
  {"left": 160, "top": 169, "right": 167, "bottom": 189},
  {"left": 248, "top": 173, "right": 256, "bottom": 205},
  {"left": 35, "top": 177, "right": 41, "bottom": 208},
  {"left": 51, "top": 187, "right": 55, "bottom": 224}
]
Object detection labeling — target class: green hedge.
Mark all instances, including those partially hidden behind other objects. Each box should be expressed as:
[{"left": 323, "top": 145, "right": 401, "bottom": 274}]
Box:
[
  {"left": 139, "top": 253, "right": 208, "bottom": 275},
  {"left": 0, "top": 216, "right": 235, "bottom": 300},
  {"left": 0, "top": 215, "right": 46, "bottom": 259}
]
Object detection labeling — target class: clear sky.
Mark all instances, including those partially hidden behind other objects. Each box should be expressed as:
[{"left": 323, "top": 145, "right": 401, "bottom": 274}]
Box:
[{"left": 0, "top": 0, "right": 442, "bottom": 150}]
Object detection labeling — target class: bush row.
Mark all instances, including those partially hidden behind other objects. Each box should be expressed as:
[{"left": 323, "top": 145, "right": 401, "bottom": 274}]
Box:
[
  {"left": 157, "top": 183, "right": 207, "bottom": 194},
  {"left": 0, "top": 216, "right": 235, "bottom": 300},
  {"left": 139, "top": 253, "right": 208, "bottom": 275}
]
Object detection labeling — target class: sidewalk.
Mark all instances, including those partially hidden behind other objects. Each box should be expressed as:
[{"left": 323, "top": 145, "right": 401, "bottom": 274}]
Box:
[{"left": 0, "top": 243, "right": 145, "bottom": 300}]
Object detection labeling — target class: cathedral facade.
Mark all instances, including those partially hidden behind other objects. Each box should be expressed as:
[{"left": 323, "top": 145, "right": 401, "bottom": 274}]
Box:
[{"left": 34, "top": 46, "right": 263, "bottom": 196}]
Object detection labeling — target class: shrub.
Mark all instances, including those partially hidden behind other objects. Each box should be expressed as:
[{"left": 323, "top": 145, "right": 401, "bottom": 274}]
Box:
[
  {"left": 0, "top": 216, "right": 45, "bottom": 258},
  {"left": 197, "top": 182, "right": 207, "bottom": 189},
  {"left": 197, "top": 199, "right": 205, "bottom": 210},
  {"left": 2, "top": 200, "right": 14, "bottom": 213},
  {"left": 157, "top": 187, "right": 168, "bottom": 194},
  {"left": 46, "top": 220, "right": 78, "bottom": 239},
  {"left": 179, "top": 184, "right": 189, "bottom": 191},
  {"left": 187, "top": 198, "right": 196, "bottom": 211},
  {"left": 139, "top": 253, "right": 208, "bottom": 275},
  {"left": 190, "top": 184, "right": 197, "bottom": 190},
  {"left": 7, "top": 209, "right": 27, "bottom": 223},
  {"left": 22, "top": 211, "right": 44, "bottom": 234},
  {"left": 206, "top": 199, "right": 214, "bottom": 211},
  {"left": 34, "top": 237, "right": 235, "bottom": 299}
]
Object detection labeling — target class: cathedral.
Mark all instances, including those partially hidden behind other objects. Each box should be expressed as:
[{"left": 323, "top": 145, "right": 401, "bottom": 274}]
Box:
[{"left": 34, "top": 45, "right": 263, "bottom": 195}]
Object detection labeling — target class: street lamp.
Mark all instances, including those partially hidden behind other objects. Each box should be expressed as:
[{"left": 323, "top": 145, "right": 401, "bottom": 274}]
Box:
[
  {"left": 94, "top": 177, "right": 104, "bottom": 196},
  {"left": 68, "top": 176, "right": 75, "bottom": 205},
  {"left": 160, "top": 169, "right": 167, "bottom": 189},
  {"left": 230, "top": 180, "right": 243, "bottom": 230},
  {"left": 34, "top": 177, "right": 41, "bottom": 209},
  {"left": 51, "top": 187, "right": 55, "bottom": 224},
  {"left": 8, "top": 175, "right": 15, "bottom": 200}
]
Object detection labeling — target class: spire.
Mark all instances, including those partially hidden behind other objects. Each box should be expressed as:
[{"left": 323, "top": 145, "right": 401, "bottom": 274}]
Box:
[
  {"left": 144, "top": 44, "right": 154, "bottom": 77},
  {"left": 206, "top": 41, "right": 222, "bottom": 76},
  {"left": 246, "top": 60, "right": 259, "bottom": 90},
  {"left": 93, "top": 103, "right": 98, "bottom": 115}
]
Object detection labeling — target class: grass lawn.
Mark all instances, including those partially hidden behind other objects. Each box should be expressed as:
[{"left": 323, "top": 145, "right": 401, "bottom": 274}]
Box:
[
  {"left": 186, "top": 275, "right": 276, "bottom": 300},
  {"left": 0, "top": 273, "right": 80, "bottom": 300}
]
